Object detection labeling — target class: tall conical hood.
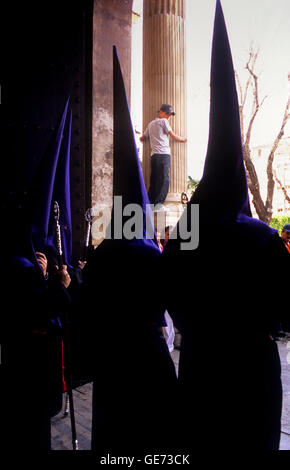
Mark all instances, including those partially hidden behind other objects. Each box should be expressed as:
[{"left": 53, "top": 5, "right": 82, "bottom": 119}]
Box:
[
  {"left": 110, "top": 46, "right": 159, "bottom": 250},
  {"left": 191, "top": 0, "right": 251, "bottom": 220},
  {"left": 163, "top": 0, "right": 276, "bottom": 254},
  {"left": 29, "top": 97, "right": 70, "bottom": 254}
]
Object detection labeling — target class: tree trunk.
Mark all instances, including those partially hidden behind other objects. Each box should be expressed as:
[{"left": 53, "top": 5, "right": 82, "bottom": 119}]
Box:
[
  {"left": 243, "top": 143, "right": 268, "bottom": 222},
  {"left": 236, "top": 48, "right": 290, "bottom": 224}
]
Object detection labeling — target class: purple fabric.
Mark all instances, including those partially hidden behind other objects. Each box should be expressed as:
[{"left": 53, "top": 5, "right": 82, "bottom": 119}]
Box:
[
  {"left": 110, "top": 46, "right": 159, "bottom": 252},
  {"left": 27, "top": 97, "right": 74, "bottom": 270},
  {"left": 50, "top": 108, "right": 73, "bottom": 267},
  {"left": 30, "top": 97, "right": 70, "bottom": 254},
  {"left": 167, "top": 0, "right": 276, "bottom": 246},
  {"left": 10, "top": 255, "right": 35, "bottom": 270},
  {"left": 191, "top": 0, "right": 250, "bottom": 220}
]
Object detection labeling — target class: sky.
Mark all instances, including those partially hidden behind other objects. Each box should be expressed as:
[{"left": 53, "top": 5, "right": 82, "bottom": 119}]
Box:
[{"left": 131, "top": 0, "right": 290, "bottom": 180}]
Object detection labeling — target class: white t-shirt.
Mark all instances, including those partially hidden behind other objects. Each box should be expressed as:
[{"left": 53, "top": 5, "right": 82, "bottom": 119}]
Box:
[{"left": 144, "top": 118, "right": 172, "bottom": 155}]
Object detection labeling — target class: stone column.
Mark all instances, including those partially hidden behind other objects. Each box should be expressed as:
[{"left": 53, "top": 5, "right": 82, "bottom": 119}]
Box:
[{"left": 142, "top": 0, "right": 187, "bottom": 227}]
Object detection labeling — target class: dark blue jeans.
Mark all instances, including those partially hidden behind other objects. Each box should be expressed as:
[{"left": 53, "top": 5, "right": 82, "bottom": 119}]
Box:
[{"left": 148, "top": 153, "right": 171, "bottom": 205}]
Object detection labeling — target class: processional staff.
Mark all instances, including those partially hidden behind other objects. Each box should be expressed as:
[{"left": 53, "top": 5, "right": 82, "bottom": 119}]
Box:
[
  {"left": 83, "top": 207, "right": 95, "bottom": 262},
  {"left": 53, "top": 201, "right": 78, "bottom": 451}
]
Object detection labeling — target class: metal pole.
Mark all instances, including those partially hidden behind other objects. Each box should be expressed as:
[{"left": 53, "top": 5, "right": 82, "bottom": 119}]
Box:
[{"left": 53, "top": 201, "right": 78, "bottom": 450}]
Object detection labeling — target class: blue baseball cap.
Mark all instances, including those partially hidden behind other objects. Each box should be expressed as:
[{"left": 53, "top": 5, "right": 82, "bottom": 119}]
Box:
[
  {"left": 159, "top": 104, "right": 176, "bottom": 116},
  {"left": 282, "top": 224, "right": 290, "bottom": 232}
]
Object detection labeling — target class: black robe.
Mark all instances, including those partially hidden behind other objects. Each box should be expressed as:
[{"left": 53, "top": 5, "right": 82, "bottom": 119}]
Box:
[
  {"left": 76, "top": 239, "right": 178, "bottom": 454},
  {"left": 1, "top": 256, "right": 71, "bottom": 453},
  {"left": 162, "top": 221, "right": 289, "bottom": 453}
]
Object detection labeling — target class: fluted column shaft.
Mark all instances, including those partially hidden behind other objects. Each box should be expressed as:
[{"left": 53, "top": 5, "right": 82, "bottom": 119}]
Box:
[{"left": 142, "top": 0, "right": 187, "bottom": 202}]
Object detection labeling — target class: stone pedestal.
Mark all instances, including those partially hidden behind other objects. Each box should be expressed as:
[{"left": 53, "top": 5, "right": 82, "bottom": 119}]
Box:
[
  {"left": 153, "top": 205, "right": 185, "bottom": 235},
  {"left": 142, "top": 0, "right": 187, "bottom": 227}
]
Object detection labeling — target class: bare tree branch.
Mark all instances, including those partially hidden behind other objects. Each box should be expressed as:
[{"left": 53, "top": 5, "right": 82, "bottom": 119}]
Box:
[
  {"left": 265, "top": 95, "right": 290, "bottom": 219},
  {"left": 243, "top": 143, "right": 267, "bottom": 220},
  {"left": 235, "top": 70, "right": 251, "bottom": 109},
  {"left": 244, "top": 51, "right": 267, "bottom": 148},
  {"left": 273, "top": 169, "right": 290, "bottom": 204},
  {"left": 236, "top": 46, "right": 290, "bottom": 223},
  {"left": 235, "top": 71, "right": 243, "bottom": 103}
]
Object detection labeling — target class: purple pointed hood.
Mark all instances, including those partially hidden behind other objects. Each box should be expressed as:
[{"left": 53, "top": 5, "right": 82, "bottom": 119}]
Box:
[
  {"left": 110, "top": 45, "right": 159, "bottom": 251},
  {"left": 191, "top": 0, "right": 251, "bottom": 220},
  {"left": 165, "top": 0, "right": 276, "bottom": 251},
  {"left": 29, "top": 97, "right": 70, "bottom": 254},
  {"left": 50, "top": 108, "right": 73, "bottom": 267}
]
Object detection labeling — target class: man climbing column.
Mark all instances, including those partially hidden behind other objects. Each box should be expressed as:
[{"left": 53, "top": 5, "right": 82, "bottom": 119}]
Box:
[{"left": 140, "top": 104, "right": 187, "bottom": 207}]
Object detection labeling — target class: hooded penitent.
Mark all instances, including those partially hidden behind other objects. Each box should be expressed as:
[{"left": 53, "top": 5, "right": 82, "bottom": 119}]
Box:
[
  {"left": 192, "top": 0, "right": 250, "bottom": 220},
  {"left": 169, "top": 0, "right": 276, "bottom": 244},
  {"left": 29, "top": 97, "right": 72, "bottom": 266},
  {"left": 110, "top": 45, "right": 159, "bottom": 250},
  {"left": 161, "top": 0, "right": 287, "bottom": 453},
  {"left": 5, "top": 98, "right": 71, "bottom": 272},
  {"left": 83, "top": 46, "right": 178, "bottom": 454},
  {"left": 3, "top": 99, "right": 73, "bottom": 452}
]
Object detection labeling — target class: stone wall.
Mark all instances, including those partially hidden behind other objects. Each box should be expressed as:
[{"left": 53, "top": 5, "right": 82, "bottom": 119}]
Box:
[{"left": 92, "top": 0, "right": 133, "bottom": 244}]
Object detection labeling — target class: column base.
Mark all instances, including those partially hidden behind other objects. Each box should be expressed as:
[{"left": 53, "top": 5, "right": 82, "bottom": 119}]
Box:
[
  {"left": 165, "top": 192, "right": 183, "bottom": 203},
  {"left": 153, "top": 200, "right": 186, "bottom": 233}
]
